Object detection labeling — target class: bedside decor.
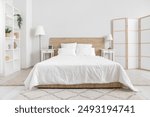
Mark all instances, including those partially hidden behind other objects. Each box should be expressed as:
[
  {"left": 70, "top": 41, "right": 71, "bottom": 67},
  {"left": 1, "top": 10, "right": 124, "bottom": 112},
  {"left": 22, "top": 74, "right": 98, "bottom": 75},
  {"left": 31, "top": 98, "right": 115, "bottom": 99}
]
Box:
[
  {"left": 48, "top": 45, "right": 53, "bottom": 49},
  {"left": 100, "top": 49, "right": 115, "bottom": 61},
  {"left": 105, "top": 34, "right": 113, "bottom": 49},
  {"left": 41, "top": 49, "right": 54, "bottom": 61}
]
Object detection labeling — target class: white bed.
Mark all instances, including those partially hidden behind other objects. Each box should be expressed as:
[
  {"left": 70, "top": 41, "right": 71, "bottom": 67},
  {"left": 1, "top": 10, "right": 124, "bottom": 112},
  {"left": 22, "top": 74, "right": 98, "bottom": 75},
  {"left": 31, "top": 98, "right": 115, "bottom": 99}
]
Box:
[{"left": 24, "top": 55, "right": 136, "bottom": 91}]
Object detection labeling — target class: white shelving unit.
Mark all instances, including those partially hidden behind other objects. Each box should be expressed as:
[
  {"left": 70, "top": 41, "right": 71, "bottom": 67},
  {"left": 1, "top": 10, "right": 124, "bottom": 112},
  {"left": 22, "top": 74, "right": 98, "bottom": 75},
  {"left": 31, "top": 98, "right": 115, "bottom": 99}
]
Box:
[
  {"left": 112, "top": 18, "right": 138, "bottom": 69},
  {"left": 0, "top": 0, "right": 5, "bottom": 76},
  {"left": 2, "top": 0, "right": 21, "bottom": 76}
]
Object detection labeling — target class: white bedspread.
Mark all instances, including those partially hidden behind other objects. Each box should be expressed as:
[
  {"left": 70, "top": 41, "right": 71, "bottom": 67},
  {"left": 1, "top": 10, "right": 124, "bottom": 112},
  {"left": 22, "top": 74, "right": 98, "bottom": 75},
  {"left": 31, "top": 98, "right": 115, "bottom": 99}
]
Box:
[{"left": 24, "top": 56, "right": 137, "bottom": 91}]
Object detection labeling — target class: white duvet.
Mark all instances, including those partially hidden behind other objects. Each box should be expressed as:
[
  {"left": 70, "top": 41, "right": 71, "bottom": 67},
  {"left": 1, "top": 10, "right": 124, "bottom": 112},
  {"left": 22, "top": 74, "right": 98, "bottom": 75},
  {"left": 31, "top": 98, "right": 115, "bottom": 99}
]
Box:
[{"left": 24, "top": 56, "right": 137, "bottom": 91}]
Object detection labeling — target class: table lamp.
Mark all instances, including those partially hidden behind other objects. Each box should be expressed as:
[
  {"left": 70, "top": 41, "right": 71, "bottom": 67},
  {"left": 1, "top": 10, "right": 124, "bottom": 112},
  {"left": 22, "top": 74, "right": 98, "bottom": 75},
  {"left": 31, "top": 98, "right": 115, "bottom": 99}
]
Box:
[{"left": 105, "top": 34, "right": 113, "bottom": 49}]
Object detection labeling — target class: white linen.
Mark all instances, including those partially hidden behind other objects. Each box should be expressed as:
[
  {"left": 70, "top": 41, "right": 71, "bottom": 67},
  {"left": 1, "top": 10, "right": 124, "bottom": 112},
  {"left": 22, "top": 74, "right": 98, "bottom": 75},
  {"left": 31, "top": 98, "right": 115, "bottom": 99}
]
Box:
[
  {"left": 24, "top": 56, "right": 137, "bottom": 91},
  {"left": 58, "top": 48, "right": 76, "bottom": 56},
  {"left": 76, "top": 48, "right": 96, "bottom": 56},
  {"left": 61, "top": 43, "right": 77, "bottom": 48}
]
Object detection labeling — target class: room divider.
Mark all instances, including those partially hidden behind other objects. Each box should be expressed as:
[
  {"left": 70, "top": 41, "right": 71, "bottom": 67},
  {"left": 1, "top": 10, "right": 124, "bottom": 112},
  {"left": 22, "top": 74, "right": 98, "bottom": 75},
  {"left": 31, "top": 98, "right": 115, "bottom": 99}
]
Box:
[
  {"left": 139, "top": 15, "right": 150, "bottom": 70},
  {"left": 111, "top": 18, "right": 138, "bottom": 69},
  {"left": 111, "top": 15, "right": 150, "bottom": 71}
]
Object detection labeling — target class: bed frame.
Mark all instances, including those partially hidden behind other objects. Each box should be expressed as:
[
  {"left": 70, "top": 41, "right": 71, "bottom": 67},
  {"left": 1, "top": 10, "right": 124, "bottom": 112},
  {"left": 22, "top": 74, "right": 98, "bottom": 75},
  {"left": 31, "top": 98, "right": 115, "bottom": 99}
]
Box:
[{"left": 37, "top": 37, "right": 122, "bottom": 89}]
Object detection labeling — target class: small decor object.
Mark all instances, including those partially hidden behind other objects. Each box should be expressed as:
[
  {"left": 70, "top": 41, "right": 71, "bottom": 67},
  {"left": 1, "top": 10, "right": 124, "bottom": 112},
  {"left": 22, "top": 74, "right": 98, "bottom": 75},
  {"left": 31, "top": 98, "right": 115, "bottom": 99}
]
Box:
[
  {"left": 14, "top": 32, "right": 19, "bottom": 39},
  {"left": 14, "top": 14, "right": 23, "bottom": 29},
  {"left": 14, "top": 42, "right": 17, "bottom": 49},
  {"left": 48, "top": 45, "right": 53, "bottom": 49},
  {"left": 5, "top": 55, "right": 10, "bottom": 61},
  {"left": 105, "top": 34, "right": 113, "bottom": 49},
  {"left": 8, "top": 44, "right": 11, "bottom": 49},
  {"left": 5, "top": 27, "right": 12, "bottom": 37}
]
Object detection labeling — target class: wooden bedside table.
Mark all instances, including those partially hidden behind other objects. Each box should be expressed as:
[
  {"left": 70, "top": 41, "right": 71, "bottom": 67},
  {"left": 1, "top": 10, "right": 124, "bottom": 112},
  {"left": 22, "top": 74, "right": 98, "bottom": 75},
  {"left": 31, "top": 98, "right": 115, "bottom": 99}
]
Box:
[
  {"left": 41, "top": 49, "right": 54, "bottom": 61},
  {"left": 100, "top": 49, "right": 115, "bottom": 61}
]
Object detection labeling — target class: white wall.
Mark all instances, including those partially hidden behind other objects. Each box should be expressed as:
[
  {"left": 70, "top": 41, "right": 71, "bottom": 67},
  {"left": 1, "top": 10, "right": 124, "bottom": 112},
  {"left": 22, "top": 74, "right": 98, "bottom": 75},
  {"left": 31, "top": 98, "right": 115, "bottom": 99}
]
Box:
[
  {"left": 32, "top": 0, "right": 150, "bottom": 37},
  {"left": 13, "top": 0, "right": 150, "bottom": 66},
  {"left": 0, "top": 0, "right": 5, "bottom": 75},
  {"left": 31, "top": 0, "right": 150, "bottom": 65}
]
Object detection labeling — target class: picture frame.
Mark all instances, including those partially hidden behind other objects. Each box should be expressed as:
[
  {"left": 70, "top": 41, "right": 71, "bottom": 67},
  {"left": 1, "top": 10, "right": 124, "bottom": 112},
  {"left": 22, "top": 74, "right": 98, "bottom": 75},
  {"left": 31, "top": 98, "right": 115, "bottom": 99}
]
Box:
[{"left": 48, "top": 45, "right": 53, "bottom": 49}]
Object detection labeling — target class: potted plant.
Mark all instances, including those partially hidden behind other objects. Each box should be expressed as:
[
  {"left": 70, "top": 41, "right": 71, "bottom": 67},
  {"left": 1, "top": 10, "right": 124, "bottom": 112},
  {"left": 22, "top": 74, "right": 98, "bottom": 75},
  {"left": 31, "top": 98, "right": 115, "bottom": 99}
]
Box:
[
  {"left": 5, "top": 27, "right": 12, "bottom": 37},
  {"left": 14, "top": 14, "right": 23, "bottom": 29}
]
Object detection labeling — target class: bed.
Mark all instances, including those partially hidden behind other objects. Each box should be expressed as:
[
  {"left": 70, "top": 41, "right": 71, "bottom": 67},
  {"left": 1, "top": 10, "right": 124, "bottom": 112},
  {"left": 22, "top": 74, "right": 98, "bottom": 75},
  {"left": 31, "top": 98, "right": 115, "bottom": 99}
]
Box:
[{"left": 24, "top": 38, "right": 136, "bottom": 91}]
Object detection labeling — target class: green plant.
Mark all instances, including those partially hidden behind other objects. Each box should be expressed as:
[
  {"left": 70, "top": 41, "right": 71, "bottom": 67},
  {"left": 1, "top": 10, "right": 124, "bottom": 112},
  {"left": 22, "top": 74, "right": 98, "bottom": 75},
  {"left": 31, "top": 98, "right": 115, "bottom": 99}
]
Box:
[
  {"left": 14, "top": 14, "right": 23, "bottom": 29},
  {"left": 5, "top": 27, "right": 12, "bottom": 33}
]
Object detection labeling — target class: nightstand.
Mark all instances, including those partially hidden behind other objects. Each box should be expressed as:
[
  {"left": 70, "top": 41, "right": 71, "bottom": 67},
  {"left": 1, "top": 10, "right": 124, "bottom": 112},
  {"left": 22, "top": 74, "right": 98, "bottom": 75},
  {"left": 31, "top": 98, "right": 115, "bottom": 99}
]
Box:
[
  {"left": 41, "top": 49, "right": 54, "bottom": 61},
  {"left": 100, "top": 49, "right": 115, "bottom": 61}
]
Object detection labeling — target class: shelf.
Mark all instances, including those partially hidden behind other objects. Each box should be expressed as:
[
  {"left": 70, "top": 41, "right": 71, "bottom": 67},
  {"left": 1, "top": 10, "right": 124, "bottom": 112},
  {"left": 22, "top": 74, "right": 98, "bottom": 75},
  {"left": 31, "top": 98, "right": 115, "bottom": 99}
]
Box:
[
  {"left": 5, "top": 37, "right": 13, "bottom": 40},
  {"left": 5, "top": 25, "right": 13, "bottom": 28},
  {"left": 14, "top": 58, "right": 20, "bottom": 61},
  {"left": 5, "top": 59, "right": 13, "bottom": 63},
  {"left": 14, "top": 48, "right": 20, "bottom": 51},
  {"left": 2, "top": 1, "right": 21, "bottom": 76},
  {"left": 14, "top": 39, "right": 20, "bottom": 41},
  {"left": 5, "top": 14, "right": 13, "bottom": 20},
  {"left": 14, "top": 27, "right": 19, "bottom": 31},
  {"left": 14, "top": 30, "right": 20, "bottom": 33},
  {"left": 14, "top": 7, "right": 21, "bottom": 13},
  {"left": 5, "top": 49, "right": 14, "bottom": 51}
]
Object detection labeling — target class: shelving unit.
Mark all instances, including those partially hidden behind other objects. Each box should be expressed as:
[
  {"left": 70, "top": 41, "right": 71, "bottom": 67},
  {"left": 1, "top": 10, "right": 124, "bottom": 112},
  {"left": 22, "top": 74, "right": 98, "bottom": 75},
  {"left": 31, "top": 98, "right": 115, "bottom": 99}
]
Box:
[
  {"left": 3, "top": 0, "right": 21, "bottom": 76},
  {"left": 111, "top": 18, "right": 138, "bottom": 69}
]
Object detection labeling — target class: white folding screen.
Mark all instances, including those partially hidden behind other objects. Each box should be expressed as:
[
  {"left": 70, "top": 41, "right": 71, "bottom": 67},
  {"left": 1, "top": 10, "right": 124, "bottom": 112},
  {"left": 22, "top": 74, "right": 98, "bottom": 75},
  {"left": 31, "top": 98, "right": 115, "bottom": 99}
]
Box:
[
  {"left": 128, "top": 19, "right": 138, "bottom": 69},
  {"left": 139, "top": 15, "right": 150, "bottom": 70},
  {"left": 112, "top": 18, "right": 138, "bottom": 69},
  {"left": 112, "top": 18, "right": 126, "bottom": 68}
]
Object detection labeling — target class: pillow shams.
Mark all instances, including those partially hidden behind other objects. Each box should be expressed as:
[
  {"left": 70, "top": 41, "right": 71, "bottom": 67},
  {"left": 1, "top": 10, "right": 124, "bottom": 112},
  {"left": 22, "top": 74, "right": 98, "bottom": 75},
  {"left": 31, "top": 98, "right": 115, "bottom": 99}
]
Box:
[
  {"left": 58, "top": 48, "right": 76, "bottom": 56},
  {"left": 76, "top": 48, "right": 95, "bottom": 56},
  {"left": 61, "top": 43, "right": 77, "bottom": 48}
]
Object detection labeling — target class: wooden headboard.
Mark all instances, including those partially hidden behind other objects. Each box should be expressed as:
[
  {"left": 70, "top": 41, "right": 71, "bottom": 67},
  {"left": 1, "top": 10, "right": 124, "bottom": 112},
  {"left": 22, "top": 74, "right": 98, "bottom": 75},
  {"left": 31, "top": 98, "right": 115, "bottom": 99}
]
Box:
[{"left": 49, "top": 37, "right": 104, "bottom": 56}]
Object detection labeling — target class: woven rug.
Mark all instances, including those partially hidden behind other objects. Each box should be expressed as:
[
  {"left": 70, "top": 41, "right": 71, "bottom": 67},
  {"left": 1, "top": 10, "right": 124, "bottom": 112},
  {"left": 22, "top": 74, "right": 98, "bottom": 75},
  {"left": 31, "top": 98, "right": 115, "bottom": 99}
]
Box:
[{"left": 0, "top": 69, "right": 150, "bottom": 86}]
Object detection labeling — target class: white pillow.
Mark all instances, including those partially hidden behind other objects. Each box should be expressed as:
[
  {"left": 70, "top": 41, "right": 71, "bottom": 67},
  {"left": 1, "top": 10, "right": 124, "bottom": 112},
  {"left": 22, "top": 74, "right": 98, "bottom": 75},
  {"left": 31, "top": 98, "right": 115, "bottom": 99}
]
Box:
[
  {"left": 61, "top": 43, "right": 77, "bottom": 48},
  {"left": 58, "top": 48, "right": 76, "bottom": 56},
  {"left": 76, "top": 44, "right": 92, "bottom": 49},
  {"left": 76, "top": 48, "right": 96, "bottom": 56}
]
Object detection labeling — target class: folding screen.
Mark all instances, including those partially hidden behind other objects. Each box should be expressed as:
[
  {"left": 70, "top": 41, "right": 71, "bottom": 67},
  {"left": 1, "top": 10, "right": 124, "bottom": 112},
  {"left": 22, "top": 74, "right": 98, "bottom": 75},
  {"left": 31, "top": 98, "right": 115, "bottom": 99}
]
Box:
[
  {"left": 139, "top": 15, "right": 150, "bottom": 70},
  {"left": 112, "top": 18, "right": 138, "bottom": 69}
]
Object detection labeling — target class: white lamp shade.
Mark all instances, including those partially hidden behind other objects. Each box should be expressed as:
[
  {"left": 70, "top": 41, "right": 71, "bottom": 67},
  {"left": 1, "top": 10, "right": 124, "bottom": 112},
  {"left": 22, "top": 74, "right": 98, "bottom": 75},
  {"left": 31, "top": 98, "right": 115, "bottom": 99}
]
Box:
[
  {"left": 35, "top": 25, "right": 45, "bottom": 36},
  {"left": 105, "top": 34, "right": 113, "bottom": 40}
]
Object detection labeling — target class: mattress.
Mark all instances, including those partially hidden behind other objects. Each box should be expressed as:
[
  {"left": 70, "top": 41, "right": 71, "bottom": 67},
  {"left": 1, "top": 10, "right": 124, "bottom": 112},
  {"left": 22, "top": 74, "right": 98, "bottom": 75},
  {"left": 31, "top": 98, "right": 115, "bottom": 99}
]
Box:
[{"left": 24, "top": 55, "right": 137, "bottom": 91}]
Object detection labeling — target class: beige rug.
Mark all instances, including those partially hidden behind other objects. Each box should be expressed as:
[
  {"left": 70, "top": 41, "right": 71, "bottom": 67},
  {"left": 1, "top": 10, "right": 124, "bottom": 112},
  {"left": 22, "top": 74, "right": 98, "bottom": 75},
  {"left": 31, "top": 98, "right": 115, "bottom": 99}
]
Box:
[{"left": 0, "top": 72, "right": 150, "bottom": 86}]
